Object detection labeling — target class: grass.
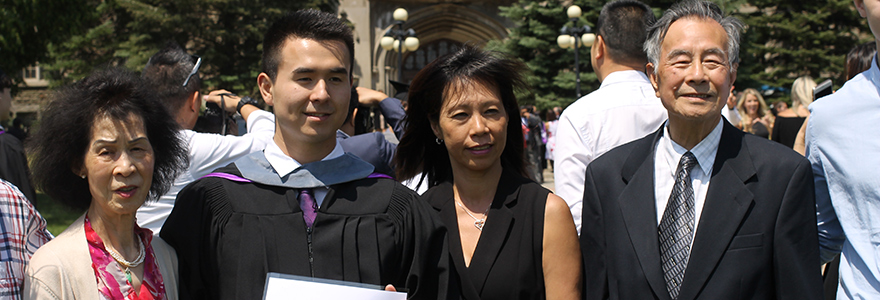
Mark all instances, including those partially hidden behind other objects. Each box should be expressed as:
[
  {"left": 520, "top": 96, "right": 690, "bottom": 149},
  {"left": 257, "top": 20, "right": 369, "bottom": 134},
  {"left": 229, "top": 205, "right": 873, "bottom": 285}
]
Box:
[{"left": 34, "top": 192, "right": 82, "bottom": 236}]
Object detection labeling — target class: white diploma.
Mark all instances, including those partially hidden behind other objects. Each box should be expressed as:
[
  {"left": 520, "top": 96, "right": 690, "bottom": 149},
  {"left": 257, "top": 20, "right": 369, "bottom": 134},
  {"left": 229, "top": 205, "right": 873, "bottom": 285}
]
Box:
[{"left": 262, "top": 273, "right": 407, "bottom": 300}]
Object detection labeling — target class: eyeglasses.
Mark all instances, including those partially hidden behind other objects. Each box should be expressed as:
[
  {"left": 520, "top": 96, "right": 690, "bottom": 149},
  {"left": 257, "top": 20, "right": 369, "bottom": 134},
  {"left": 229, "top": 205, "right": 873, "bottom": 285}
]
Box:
[{"left": 182, "top": 55, "right": 202, "bottom": 87}]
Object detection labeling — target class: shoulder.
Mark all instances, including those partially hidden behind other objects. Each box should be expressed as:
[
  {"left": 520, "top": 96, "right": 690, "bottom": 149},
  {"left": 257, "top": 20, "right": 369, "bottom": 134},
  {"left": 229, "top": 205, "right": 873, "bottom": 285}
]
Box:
[
  {"left": 735, "top": 132, "right": 810, "bottom": 180},
  {"left": 544, "top": 193, "right": 570, "bottom": 218},
  {"left": 0, "top": 133, "right": 24, "bottom": 151},
  {"left": 588, "top": 133, "right": 655, "bottom": 170},
  {"left": 741, "top": 133, "right": 804, "bottom": 165},
  {"left": 339, "top": 132, "right": 387, "bottom": 148},
  {"left": 810, "top": 77, "right": 873, "bottom": 123},
  {"left": 0, "top": 180, "right": 26, "bottom": 200},
  {"left": 28, "top": 219, "right": 87, "bottom": 275}
]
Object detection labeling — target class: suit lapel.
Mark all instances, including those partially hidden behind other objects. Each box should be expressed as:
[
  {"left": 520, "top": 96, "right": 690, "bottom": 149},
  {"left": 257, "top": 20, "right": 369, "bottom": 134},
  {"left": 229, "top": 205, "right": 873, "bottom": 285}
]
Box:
[
  {"left": 617, "top": 129, "right": 672, "bottom": 300},
  {"left": 429, "top": 184, "right": 482, "bottom": 300},
  {"left": 678, "top": 122, "right": 756, "bottom": 300},
  {"left": 427, "top": 172, "right": 519, "bottom": 299},
  {"left": 467, "top": 171, "right": 518, "bottom": 295}
]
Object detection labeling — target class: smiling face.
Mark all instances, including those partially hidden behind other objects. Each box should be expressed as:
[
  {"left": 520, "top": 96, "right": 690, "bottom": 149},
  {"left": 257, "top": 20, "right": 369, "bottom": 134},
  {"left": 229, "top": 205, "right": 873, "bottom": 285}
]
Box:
[
  {"left": 80, "top": 113, "right": 154, "bottom": 216},
  {"left": 648, "top": 17, "right": 735, "bottom": 127},
  {"left": 432, "top": 81, "right": 508, "bottom": 175},
  {"left": 743, "top": 94, "right": 759, "bottom": 116},
  {"left": 259, "top": 37, "right": 351, "bottom": 155}
]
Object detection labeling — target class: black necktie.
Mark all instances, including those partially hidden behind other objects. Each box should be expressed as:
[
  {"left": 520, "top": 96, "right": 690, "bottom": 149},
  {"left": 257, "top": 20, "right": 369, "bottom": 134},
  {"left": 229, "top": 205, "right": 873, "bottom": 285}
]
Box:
[{"left": 659, "top": 151, "right": 697, "bottom": 300}]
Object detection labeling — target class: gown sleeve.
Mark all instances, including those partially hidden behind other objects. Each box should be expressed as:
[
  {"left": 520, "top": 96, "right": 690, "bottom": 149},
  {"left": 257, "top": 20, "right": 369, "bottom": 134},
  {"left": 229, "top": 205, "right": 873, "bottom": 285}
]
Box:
[
  {"left": 160, "top": 177, "right": 230, "bottom": 300},
  {"left": 388, "top": 183, "right": 457, "bottom": 300}
]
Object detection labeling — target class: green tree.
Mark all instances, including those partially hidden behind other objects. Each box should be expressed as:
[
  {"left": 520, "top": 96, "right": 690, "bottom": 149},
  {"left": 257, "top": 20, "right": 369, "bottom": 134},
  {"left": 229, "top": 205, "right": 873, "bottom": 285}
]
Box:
[
  {"left": 44, "top": 0, "right": 337, "bottom": 96},
  {"left": 732, "top": 0, "right": 868, "bottom": 99},
  {"left": 0, "top": 0, "right": 92, "bottom": 85},
  {"left": 487, "top": 0, "right": 865, "bottom": 109},
  {"left": 487, "top": 0, "right": 682, "bottom": 110}
]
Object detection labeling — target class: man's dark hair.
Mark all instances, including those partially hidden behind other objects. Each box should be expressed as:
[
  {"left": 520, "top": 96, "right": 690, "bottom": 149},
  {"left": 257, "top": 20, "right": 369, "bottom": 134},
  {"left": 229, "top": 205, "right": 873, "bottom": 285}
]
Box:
[
  {"left": 261, "top": 9, "right": 355, "bottom": 82},
  {"left": 596, "top": 0, "right": 656, "bottom": 66},
  {"left": 142, "top": 41, "right": 201, "bottom": 115},
  {"left": 845, "top": 41, "right": 876, "bottom": 80},
  {"left": 396, "top": 45, "right": 528, "bottom": 186},
  {"left": 30, "top": 68, "right": 188, "bottom": 211}
]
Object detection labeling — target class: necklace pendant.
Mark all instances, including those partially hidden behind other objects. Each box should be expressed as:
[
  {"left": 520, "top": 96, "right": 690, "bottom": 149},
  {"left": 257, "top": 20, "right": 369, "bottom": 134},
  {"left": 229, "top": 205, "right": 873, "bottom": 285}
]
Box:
[
  {"left": 124, "top": 267, "right": 132, "bottom": 284},
  {"left": 474, "top": 219, "right": 485, "bottom": 231}
]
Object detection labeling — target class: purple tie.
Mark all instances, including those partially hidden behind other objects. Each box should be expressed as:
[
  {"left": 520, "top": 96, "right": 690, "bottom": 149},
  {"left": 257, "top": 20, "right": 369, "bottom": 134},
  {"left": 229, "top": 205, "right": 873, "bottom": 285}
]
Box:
[{"left": 299, "top": 189, "right": 317, "bottom": 227}]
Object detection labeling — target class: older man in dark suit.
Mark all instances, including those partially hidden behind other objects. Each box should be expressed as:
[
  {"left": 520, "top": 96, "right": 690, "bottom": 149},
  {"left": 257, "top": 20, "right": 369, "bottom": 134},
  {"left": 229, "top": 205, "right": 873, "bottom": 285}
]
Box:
[{"left": 579, "top": 1, "right": 822, "bottom": 299}]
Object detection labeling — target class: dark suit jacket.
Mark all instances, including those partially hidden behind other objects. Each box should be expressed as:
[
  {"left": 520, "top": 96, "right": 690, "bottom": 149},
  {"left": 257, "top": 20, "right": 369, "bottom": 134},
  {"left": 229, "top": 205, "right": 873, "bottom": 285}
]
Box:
[
  {"left": 338, "top": 97, "right": 406, "bottom": 177},
  {"left": 580, "top": 120, "right": 822, "bottom": 300}
]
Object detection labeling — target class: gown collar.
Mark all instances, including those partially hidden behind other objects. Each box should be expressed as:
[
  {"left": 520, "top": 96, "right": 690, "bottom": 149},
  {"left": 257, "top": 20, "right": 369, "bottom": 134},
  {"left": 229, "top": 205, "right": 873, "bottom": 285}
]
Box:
[{"left": 234, "top": 151, "right": 375, "bottom": 189}]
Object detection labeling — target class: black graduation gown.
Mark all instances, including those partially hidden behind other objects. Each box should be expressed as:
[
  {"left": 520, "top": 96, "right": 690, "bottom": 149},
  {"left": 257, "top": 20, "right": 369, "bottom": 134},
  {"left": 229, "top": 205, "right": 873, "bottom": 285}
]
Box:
[{"left": 160, "top": 161, "right": 453, "bottom": 300}]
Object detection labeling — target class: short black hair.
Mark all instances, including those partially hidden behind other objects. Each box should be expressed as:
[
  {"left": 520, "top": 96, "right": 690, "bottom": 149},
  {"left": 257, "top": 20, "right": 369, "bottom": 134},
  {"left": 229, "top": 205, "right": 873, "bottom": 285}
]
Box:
[
  {"left": 142, "top": 41, "right": 201, "bottom": 115},
  {"left": 395, "top": 45, "right": 528, "bottom": 186},
  {"left": 30, "top": 68, "right": 188, "bottom": 211},
  {"left": 596, "top": 0, "right": 655, "bottom": 66},
  {"left": 261, "top": 9, "right": 355, "bottom": 82}
]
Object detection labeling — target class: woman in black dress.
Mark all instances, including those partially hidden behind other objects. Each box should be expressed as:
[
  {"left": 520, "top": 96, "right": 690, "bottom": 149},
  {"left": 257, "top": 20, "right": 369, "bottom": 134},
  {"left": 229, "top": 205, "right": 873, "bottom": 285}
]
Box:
[
  {"left": 395, "top": 46, "right": 581, "bottom": 299},
  {"left": 736, "top": 88, "right": 772, "bottom": 138},
  {"left": 772, "top": 76, "right": 815, "bottom": 148}
]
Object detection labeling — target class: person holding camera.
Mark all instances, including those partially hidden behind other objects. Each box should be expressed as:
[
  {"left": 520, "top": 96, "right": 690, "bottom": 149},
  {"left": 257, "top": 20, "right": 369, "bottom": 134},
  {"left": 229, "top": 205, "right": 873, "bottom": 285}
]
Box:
[{"left": 139, "top": 42, "right": 275, "bottom": 234}]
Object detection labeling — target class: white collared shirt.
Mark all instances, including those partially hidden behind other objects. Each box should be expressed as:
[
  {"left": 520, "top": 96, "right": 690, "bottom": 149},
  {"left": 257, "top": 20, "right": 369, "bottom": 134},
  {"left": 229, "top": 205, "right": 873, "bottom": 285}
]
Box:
[
  {"left": 555, "top": 70, "right": 668, "bottom": 234},
  {"left": 264, "top": 141, "right": 345, "bottom": 207},
  {"left": 653, "top": 119, "right": 723, "bottom": 234},
  {"left": 137, "top": 110, "right": 276, "bottom": 234}
]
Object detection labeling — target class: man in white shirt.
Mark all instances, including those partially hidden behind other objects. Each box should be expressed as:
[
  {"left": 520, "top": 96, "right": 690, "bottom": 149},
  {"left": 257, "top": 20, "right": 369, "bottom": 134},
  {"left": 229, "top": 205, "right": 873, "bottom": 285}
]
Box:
[
  {"left": 579, "top": 1, "right": 821, "bottom": 299},
  {"left": 139, "top": 42, "right": 275, "bottom": 233},
  {"left": 555, "top": 0, "right": 667, "bottom": 233}
]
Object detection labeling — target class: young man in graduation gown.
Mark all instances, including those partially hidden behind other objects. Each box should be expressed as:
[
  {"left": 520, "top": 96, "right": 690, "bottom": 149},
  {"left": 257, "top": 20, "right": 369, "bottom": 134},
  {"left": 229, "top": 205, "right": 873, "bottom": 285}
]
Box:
[{"left": 160, "top": 9, "right": 453, "bottom": 300}]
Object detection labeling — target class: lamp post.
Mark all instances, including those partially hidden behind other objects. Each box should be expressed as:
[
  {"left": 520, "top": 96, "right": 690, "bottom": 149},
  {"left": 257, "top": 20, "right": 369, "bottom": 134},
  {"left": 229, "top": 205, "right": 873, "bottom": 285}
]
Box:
[
  {"left": 380, "top": 8, "right": 420, "bottom": 82},
  {"left": 557, "top": 5, "right": 596, "bottom": 98}
]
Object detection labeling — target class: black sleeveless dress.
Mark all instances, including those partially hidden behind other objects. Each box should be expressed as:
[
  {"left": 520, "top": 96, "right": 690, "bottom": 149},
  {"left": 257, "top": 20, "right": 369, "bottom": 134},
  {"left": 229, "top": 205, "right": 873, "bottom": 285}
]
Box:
[{"left": 423, "top": 170, "right": 549, "bottom": 300}]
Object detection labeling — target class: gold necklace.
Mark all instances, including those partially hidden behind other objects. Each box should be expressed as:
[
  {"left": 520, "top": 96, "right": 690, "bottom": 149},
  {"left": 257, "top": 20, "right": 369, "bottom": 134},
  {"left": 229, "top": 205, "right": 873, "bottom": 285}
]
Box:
[{"left": 456, "top": 201, "right": 491, "bottom": 231}]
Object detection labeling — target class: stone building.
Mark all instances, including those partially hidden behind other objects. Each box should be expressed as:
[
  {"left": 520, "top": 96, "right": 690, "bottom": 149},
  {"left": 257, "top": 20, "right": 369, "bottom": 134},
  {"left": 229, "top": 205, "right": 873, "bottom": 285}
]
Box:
[{"left": 340, "top": 0, "right": 516, "bottom": 94}]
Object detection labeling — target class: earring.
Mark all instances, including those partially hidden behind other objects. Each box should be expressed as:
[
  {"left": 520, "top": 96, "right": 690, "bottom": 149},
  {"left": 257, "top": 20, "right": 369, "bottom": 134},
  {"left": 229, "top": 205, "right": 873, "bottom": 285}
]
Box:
[
  {"left": 435, "top": 137, "right": 443, "bottom": 145},
  {"left": 81, "top": 174, "right": 86, "bottom": 179}
]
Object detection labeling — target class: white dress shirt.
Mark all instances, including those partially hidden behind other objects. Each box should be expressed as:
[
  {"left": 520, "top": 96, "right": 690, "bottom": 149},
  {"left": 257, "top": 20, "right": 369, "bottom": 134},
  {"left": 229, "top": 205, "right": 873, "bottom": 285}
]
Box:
[
  {"left": 137, "top": 110, "right": 276, "bottom": 233},
  {"left": 555, "top": 70, "right": 668, "bottom": 234},
  {"left": 264, "top": 141, "right": 345, "bottom": 207},
  {"left": 653, "top": 119, "right": 722, "bottom": 237}
]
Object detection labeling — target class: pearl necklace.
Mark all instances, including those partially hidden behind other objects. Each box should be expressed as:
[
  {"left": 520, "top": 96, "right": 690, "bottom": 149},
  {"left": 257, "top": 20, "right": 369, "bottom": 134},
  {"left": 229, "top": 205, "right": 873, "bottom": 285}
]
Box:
[
  {"left": 456, "top": 201, "right": 490, "bottom": 231},
  {"left": 107, "top": 237, "right": 145, "bottom": 283}
]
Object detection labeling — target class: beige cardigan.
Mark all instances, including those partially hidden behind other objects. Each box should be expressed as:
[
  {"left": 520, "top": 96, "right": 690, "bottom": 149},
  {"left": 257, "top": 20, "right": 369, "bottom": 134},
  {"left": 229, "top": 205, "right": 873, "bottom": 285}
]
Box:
[{"left": 23, "top": 214, "right": 178, "bottom": 299}]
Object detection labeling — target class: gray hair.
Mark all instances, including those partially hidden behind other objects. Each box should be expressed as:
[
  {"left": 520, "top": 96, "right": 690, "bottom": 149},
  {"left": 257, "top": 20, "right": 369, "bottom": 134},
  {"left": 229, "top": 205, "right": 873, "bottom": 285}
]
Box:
[{"left": 644, "top": 0, "right": 745, "bottom": 74}]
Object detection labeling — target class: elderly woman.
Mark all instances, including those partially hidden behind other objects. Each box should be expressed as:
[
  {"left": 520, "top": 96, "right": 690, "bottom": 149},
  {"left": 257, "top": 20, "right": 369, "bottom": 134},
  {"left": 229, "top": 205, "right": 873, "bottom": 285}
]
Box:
[
  {"left": 395, "top": 46, "right": 581, "bottom": 299},
  {"left": 25, "top": 68, "right": 187, "bottom": 299},
  {"left": 736, "top": 88, "right": 773, "bottom": 138}
]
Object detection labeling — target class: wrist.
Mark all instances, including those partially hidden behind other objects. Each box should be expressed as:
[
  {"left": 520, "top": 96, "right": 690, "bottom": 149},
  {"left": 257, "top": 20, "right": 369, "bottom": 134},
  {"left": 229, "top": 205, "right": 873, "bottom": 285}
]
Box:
[{"left": 236, "top": 96, "right": 259, "bottom": 114}]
